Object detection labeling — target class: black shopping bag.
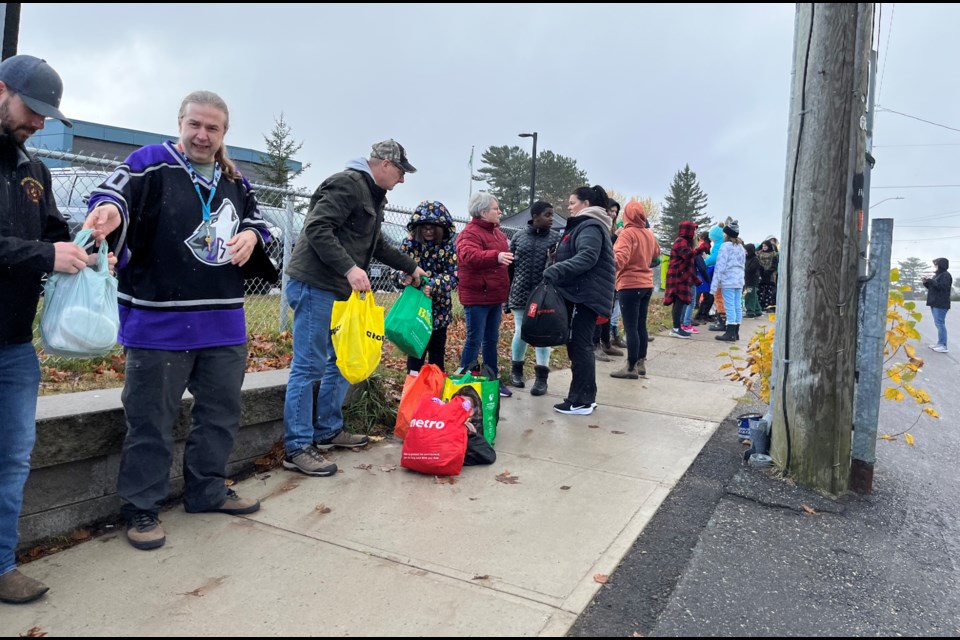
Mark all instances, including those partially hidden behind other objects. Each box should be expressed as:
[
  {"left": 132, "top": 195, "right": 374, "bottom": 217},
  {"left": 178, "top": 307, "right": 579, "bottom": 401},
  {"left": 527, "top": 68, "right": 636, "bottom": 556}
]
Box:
[{"left": 520, "top": 282, "right": 569, "bottom": 347}]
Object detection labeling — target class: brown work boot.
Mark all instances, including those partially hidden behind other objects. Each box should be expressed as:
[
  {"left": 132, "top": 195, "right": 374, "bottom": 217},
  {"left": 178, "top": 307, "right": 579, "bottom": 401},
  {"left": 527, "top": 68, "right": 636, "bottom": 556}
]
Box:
[
  {"left": 636, "top": 358, "right": 646, "bottom": 377},
  {"left": 316, "top": 430, "right": 369, "bottom": 451},
  {"left": 602, "top": 342, "right": 624, "bottom": 357},
  {"left": 0, "top": 569, "right": 48, "bottom": 604},
  {"left": 594, "top": 345, "right": 611, "bottom": 362},
  {"left": 283, "top": 444, "right": 338, "bottom": 476},
  {"left": 610, "top": 363, "right": 639, "bottom": 379}
]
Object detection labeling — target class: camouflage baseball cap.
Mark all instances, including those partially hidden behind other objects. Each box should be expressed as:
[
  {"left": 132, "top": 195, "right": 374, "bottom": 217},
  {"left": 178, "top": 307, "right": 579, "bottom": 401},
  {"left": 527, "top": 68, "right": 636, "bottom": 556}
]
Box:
[{"left": 371, "top": 139, "right": 416, "bottom": 173}]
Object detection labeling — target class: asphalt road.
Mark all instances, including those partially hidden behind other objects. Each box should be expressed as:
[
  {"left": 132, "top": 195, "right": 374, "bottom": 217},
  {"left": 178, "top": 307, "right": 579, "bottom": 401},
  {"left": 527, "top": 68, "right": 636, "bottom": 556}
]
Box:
[{"left": 571, "top": 303, "right": 960, "bottom": 637}]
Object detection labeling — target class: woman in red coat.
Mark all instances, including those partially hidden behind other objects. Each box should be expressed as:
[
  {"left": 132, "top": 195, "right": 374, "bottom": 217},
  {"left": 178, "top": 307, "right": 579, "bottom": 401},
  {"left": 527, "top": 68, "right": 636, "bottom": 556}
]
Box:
[{"left": 455, "top": 192, "right": 513, "bottom": 396}]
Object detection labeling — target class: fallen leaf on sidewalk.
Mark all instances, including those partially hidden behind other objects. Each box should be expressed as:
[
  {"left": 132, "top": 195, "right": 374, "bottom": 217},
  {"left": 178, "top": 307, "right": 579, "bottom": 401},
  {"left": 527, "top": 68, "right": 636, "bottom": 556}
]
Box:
[
  {"left": 611, "top": 430, "right": 626, "bottom": 435},
  {"left": 28, "top": 546, "right": 43, "bottom": 558},
  {"left": 496, "top": 470, "right": 520, "bottom": 484},
  {"left": 224, "top": 479, "right": 235, "bottom": 486},
  {"left": 880, "top": 434, "right": 895, "bottom": 441},
  {"left": 801, "top": 504, "right": 819, "bottom": 516},
  {"left": 368, "top": 435, "right": 386, "bottom": 442},
  {"left": 379, "top": 465, "right": 398, "bottom": 472},
  {"left": 560, "top": 486, "right": 571, "bottom": 490},
  {"left": 588, "top": 424, "right": 600, "bottom": 429},
  {"left": 70, "top": 528, "right": 91, "bottom": 542},
  {"left": 182, "top": 576, "right": 226, "bottom": 597},
  {"left": 593, "top": 574, "right": 609, "bottom": 584},
  {"left": 472, "top": 574, "right": 490, "bottom": 580},
  {"left": 315, "top": 504, "right": 332, "bottom": 514},
  {"left": 354, "top": 463, "right": 373, "bottom": 471},
  {"left": 631, "top": 632, "right": 644, "bottom": 637},
  {"left": 434, "top": 476, "right": 457, "bottom": 485},
  {"left": 905, "top": 433, "right": 915, "bottom": 446},
  {"left": 20, "top": 627, "right": 46, "bottom": 637}
]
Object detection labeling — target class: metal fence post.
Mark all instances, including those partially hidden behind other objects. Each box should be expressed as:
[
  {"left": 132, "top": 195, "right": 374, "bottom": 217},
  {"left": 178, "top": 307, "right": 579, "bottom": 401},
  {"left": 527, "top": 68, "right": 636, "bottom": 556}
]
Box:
[
  {"left": 851, "top": 217, "right": 894, "bottom": 494},
  {"left": 278, "top": 193, "right": 295, "bottom": 333}
]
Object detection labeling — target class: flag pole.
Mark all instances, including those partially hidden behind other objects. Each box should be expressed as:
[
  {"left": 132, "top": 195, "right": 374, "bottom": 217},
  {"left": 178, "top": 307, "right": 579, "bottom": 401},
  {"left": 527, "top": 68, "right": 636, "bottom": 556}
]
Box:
[{"left": 468, "top": 145, "right": 474, "bottom": 203}]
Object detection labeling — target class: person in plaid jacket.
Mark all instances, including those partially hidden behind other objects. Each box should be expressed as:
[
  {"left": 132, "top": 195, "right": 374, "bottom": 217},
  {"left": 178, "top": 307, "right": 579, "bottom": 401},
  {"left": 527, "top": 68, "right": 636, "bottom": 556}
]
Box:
[{"left": 663, "top": 221, "right": 699, "bottom": 338}]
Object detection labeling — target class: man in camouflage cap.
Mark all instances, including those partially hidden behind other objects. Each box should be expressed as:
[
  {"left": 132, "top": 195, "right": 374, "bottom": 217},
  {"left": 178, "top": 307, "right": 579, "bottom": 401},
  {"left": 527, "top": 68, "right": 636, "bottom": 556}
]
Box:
[{"left": 283, "top": 140, "right": 425, "bottom": 476}]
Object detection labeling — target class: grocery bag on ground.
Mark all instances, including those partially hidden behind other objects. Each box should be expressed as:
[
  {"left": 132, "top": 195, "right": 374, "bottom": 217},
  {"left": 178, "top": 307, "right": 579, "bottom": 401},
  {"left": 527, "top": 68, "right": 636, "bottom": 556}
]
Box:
[
  {"left": 384, "top": 285, "right": 433, "bottom": 357},
  {"left": 401, "top": 395, "right": 472, "bottom": 476},
  {"left": 394, "top": 363, "right": 446, "bottom": 439},
  {"left": 40, "top": 229, "right": 119, "bottom": 358},
  {"left": 442, "top": 372, "right": 500, "bottom": 445},
  {"left": 330, "top": 291, "right": 385, "bottom": 384},
  {"left": 520, "top": 282, "right": 569, "bottom": 347}
]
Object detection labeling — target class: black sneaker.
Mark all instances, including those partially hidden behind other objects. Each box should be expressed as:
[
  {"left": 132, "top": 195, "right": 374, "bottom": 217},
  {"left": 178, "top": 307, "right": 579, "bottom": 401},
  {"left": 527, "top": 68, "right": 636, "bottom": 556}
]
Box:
[
  {"left": 553, "top": 401, "right": 594, "bottom": 415},
  {"left": 670, "top": 327, "right": 692, "bottom": 339},
  {"left": 126, "top": 511, "right": 166, "bottom": 550},
  {"left": 499, "top": 385, "right": 513, "bottom": 398}
]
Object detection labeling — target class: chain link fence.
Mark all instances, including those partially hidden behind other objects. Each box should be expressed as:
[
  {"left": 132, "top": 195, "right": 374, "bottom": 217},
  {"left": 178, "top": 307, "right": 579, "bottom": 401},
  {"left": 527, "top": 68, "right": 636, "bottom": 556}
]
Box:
[{"left": 31, "top": 148, "right": 526, "bottom": 366}]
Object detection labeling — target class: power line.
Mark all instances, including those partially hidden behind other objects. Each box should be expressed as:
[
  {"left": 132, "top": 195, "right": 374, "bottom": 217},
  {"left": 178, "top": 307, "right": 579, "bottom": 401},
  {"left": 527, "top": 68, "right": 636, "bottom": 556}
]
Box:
[
  {"left": 873, "top": 184, "right": 960, "bottom": 189},
  {"left": 874, "top": 143, "right": 960, "bottom": 148},
  {"left": 876, "top": 106, "right": 960, "bottom": 134},
  {"left": 893, "top": 233, "right": 960, "bottom": 242},
  {"left": 877, "top": 2, "right": 894, "bottom": 104}
]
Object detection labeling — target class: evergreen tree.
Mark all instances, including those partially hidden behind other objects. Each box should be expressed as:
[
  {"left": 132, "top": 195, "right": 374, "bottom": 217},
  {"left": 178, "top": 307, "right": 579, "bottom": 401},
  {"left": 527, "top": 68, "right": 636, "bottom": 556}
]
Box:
[
  {"left": 474, "top": 145, "right": 589, "bottom": 216},
  {"left": 897, "top": 257, "right": 927, "bottom": 300},
  {"left": 534, "top": 150, "right": 588, "bottom": 218},
  {"left": 258, "top": 113, "right": 310, "bottom": 208},
  {"left": 656, "top": 164, "right": 710, "bottom": 247},
  {"left": 474, "top": 145, "right": 529, "bottom": 215}
]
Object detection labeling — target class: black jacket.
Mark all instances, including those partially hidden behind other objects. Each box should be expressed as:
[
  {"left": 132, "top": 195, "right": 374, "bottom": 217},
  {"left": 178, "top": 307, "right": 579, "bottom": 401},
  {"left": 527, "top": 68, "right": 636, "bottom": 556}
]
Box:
[
  {"left": 543, "top": 211, "right": 616, "bottom": 317},
  {"left": 923, "top": 266, "right": 952, "bottom": 310},
  {"left": 508, "top": 222, "right": 561, "bottom": 310},
  {"left": 0, "top": 138, "right": 70, "bottom": 345},
  {"left": 286, "top": 166, "right": 416, "bottom": 300}
]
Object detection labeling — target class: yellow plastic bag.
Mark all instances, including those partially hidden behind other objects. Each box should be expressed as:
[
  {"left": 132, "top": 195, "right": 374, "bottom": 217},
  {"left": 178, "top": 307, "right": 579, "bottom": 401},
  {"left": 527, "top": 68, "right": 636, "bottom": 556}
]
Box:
[{"left": 330, "top": 291, "right": 385, "bottom": 384}]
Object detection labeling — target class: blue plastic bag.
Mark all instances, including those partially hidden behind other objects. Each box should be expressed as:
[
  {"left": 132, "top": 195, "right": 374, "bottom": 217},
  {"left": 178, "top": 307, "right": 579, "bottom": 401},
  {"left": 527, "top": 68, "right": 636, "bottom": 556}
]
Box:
[{"left": 40, "top": 229, "right": 119, "bottom": 357}]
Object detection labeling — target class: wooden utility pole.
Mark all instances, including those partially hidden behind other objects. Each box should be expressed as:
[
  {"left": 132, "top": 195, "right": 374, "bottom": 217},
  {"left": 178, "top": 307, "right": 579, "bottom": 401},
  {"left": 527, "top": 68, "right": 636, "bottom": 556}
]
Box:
[{"left": 771, "top": 3, "right": 873, "bottom": 495}]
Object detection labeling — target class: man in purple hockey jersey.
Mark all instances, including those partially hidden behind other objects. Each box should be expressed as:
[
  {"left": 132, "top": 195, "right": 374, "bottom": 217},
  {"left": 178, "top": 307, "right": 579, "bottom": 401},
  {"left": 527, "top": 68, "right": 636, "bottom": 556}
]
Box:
[{"left": 84, "top": 90, "right": 276, "bottom": 551}]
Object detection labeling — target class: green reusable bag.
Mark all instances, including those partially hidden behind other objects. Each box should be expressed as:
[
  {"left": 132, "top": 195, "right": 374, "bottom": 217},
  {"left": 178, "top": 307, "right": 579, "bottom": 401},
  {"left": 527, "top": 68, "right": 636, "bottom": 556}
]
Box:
[
  {"left": 384, "top": 285, "right": 433, "bottom": 357},
  {"left": 442, "top": 373, "right": 500, "bottom": 445}
]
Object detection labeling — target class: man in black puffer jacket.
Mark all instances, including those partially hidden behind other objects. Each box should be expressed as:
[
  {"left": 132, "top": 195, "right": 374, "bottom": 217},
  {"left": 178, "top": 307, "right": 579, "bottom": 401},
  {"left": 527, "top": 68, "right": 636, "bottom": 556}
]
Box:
[{"left": 507, "top": 201, "right": 561, "bottom": 394}]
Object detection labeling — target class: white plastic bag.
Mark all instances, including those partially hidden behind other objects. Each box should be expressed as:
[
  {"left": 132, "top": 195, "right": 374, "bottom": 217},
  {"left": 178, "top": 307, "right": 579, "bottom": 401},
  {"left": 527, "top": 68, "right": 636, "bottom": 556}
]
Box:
[{"left": 40, "top": 229, "right": 119, "bottom": 357}]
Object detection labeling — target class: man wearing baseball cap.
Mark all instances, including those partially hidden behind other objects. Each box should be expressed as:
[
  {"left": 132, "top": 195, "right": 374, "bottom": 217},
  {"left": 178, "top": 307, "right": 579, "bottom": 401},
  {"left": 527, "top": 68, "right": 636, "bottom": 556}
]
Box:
[
  {"left": 0, "top": 55, "right": 86, "bottom": 605},
  {"left": 282, "top": 140, "right": 426, "bottom": 476}
]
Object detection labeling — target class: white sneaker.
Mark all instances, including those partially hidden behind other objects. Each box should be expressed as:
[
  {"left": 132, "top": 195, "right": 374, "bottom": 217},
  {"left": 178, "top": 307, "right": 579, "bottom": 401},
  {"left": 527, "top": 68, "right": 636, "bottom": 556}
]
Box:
[
  {"left": 932, "top": 345, "right": 949, "bottom": 353},
  {"left": 929, "top": 343, "right": 943, "bottom": 350}
]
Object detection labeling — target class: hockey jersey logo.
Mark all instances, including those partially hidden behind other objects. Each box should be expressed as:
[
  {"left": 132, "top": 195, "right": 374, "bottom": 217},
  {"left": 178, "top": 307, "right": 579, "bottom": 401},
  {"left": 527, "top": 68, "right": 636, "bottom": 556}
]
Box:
[{"left": 184, "top": 199, "right": 240, "bottom": 266}]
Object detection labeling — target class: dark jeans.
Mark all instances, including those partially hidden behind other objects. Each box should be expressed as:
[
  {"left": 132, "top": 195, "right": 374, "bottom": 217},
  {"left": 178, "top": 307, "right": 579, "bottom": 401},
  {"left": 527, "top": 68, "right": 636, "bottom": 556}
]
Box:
[
  {"left": 460, "top": 304, "right": 502, "bottom": 376},
  {"left": 672, "top": 300, "right": 685, "bottom": 328},
  {"left": 619, "top": 288, "right": 653, "bottom": 366},
  {"left": 565, "top": 301, "right": 599, "bottom": 406},
  {"left": 118, "top": 344, "right": 246, "bottom": 518},
  {"left": 593, "top": 322, "right": 611, "bottom": 346},
  {"left": 407, "top": 325, "right": 448, "bottom": 373}
]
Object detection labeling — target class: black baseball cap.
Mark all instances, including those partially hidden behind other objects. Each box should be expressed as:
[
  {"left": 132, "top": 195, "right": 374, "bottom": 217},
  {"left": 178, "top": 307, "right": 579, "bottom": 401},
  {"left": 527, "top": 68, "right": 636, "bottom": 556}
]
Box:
[{"left": 0, "top": 55, "right": 72, "bottom": 127}]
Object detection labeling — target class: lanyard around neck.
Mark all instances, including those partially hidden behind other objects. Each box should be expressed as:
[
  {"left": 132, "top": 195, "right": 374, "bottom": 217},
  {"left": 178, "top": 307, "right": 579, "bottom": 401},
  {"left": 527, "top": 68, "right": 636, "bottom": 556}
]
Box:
[{"left": 177, "top": 143, "right": 222, "bottom": 224}]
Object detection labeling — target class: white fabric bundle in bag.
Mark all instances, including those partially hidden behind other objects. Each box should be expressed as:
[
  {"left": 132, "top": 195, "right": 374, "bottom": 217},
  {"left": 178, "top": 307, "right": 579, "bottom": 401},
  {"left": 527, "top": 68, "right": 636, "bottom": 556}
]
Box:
[{"left": 40, "top": 228, "right": 119, "bottom": 357}]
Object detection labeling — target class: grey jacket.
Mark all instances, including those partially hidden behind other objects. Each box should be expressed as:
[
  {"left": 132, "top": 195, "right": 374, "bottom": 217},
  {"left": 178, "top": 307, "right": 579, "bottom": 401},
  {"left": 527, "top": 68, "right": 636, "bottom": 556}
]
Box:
[{"left": 286, "top": 162, "right": 417, "bottom": 300}]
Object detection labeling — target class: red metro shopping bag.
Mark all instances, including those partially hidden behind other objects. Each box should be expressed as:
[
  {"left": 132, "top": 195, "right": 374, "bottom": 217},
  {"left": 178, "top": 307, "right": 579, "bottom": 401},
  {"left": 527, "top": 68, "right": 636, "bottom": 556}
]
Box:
[
  {"left": 401, "top": 395, "right": 472, "bottom": 476},
  {"left": 394, "top": 364, "right": 446, "bottom": 440}
]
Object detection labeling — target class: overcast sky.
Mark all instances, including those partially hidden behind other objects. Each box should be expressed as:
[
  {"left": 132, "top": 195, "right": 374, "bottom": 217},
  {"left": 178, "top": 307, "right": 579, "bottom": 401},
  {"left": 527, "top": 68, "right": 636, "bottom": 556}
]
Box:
[{"left": 18, "top": 3, "right": 959, "bottom": 270}]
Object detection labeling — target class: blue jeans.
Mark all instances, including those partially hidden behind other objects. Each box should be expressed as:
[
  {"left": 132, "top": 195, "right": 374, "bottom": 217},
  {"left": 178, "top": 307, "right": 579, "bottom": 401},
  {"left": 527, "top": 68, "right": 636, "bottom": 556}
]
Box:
[
  {"left": 460, "top": 304, "right": 502, "bottom": 376},
  {"left": 511, "top": 311, "right": 551, "bottom": 366},
  {"left": 682, "top": 285, "right": 697, "bottom": 326},
  {"left": 0, "top": 343, "right": 40, "bottom": 576},
  {"left": 932, "top": 306, "right": 949, "bottom": 347},
  {"left": 722, "top": 287, "right": 744, "bottom": 324},
  {"left": 283, "top": 279, "right": 351, "bottom": 454}
]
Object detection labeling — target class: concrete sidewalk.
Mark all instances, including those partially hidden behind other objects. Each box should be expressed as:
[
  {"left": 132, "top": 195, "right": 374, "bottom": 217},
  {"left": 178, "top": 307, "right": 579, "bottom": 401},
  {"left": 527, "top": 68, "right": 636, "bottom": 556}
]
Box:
[{"left": 1, "top": 326, "right": 748, "bottom": 637}]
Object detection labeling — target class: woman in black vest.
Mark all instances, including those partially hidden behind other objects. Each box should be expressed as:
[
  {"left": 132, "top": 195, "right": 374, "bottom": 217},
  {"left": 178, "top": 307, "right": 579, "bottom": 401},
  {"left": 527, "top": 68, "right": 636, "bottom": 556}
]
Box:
[{"left": 542, "top": 185, "right": 616, "bottom": 416}]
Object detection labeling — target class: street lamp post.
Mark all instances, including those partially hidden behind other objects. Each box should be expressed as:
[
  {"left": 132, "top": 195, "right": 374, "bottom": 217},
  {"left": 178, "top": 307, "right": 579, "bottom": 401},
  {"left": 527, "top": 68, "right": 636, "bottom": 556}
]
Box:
[
  {"left": 869, "top": 196, "right": 904, "bottom": 209},
  {"left": 518, "top": 132, "right": 537, "bottom": 210}
]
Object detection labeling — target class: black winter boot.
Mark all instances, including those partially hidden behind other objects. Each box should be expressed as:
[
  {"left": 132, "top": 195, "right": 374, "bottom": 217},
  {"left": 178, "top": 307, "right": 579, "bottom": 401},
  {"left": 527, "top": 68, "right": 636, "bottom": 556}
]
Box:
[
  {"left": 531, "top": 365, "right": 549, "bottom": 396},
  {"left": 734, "top": 324, "right": 741, "bottom": 341},
  {"left": 709, "top": 313, "right": 727, "bottom": 332},
  {"left": 510, "top": 360, "right": 525, "bottom": 388},
  {"left": 716, "top": 324, "right": 738, "bottom": 342}
]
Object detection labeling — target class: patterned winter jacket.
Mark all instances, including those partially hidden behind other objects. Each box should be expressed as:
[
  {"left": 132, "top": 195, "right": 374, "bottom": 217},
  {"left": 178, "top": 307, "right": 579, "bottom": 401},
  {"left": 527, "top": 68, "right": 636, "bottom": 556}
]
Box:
[{"left": 396, "top": 201, "right": 458, "bottom": 329}]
